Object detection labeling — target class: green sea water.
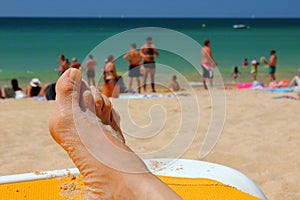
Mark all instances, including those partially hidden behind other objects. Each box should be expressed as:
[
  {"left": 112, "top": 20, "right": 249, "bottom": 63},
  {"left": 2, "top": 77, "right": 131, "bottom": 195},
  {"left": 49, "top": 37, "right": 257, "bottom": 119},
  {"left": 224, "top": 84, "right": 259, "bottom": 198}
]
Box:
[{"left": 0, "top": 17, "right": 300, "bottom": 87}]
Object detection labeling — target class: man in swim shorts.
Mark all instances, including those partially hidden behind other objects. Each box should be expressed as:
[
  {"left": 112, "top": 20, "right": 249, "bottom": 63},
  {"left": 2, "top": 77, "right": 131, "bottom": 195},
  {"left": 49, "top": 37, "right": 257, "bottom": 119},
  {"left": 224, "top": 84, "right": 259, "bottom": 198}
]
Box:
[
  {"left": 263, "top": 50, "right": 277, "bottom": 82},
  {"left": 201, "top": 39, "right": 218, "bottom": 89},
  {"left": 85, "top": 55, "right": 97, "bottom": 86},
  {"left": 124, "top": 43, "right": 142, "bottom": 93},
  {"left": 140, "top": 37, "right": 159, "bottom": 93}
]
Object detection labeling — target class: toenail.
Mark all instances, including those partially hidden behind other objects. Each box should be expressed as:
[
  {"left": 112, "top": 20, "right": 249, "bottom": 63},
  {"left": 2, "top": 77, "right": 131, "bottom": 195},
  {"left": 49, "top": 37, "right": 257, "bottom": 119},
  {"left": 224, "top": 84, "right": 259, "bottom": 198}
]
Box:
[{"left": 69, "top": 69, "right": 78, "bottom": 81}]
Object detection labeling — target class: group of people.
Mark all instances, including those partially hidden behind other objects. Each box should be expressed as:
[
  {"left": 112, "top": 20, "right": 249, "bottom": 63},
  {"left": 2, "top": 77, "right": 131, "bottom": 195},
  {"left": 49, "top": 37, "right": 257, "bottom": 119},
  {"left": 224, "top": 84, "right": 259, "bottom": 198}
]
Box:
[
  {"left": 101, "top": 37, "right": 160, "bottom": 98},
  {"left": 0, "top": 76, "right": 59, "bottom": 100},
  {"left": 0, "top": 38, "right": 287, "bottom": 100},
  {"left": 0, "top": 36, "right": 177, "bottom": 100},
  {"left": 0, "top": 77, "right": 44, "bottom": 99},
  {"left": 232, "top": 50, "right": 278, "bottom": 84},
  {"left": 94, "top": 37, "right": 179, "bottom": 98}
]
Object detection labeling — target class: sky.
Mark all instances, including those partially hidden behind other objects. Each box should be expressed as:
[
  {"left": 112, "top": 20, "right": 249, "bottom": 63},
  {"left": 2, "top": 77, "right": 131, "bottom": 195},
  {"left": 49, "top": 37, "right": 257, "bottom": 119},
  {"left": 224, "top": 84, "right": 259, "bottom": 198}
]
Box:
[{"left": 0, "top": 0, "right": 300, "bottom": 18}]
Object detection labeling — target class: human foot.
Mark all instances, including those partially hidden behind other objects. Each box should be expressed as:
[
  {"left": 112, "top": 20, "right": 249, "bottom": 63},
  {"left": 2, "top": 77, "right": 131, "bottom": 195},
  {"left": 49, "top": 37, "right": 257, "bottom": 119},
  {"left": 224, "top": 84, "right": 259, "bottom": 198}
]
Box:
[{"left": 49, "top": 68, "right": 181, "bottom": 199}]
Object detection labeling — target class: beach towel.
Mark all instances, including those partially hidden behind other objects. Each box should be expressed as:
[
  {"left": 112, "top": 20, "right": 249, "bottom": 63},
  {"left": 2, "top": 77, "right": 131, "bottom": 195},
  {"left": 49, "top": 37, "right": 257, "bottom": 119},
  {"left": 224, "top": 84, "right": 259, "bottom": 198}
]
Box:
[
  {"left": 236, "top": 82, "right": 252, "bottom": 89},
  {"left": 273, "top": 95, "right": 300, "bottom": 101},
  {"left": 264, "top": 88, "right": 293, "bottom": 93},
  {"left": 118, "top": 93, "right": 164, "bottom": 99}
]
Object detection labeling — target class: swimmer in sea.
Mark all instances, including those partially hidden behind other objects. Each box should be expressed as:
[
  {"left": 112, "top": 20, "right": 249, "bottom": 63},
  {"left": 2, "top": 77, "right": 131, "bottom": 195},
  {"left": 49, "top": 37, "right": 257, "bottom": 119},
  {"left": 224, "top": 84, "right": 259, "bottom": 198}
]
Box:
[{"left": 49, "top": 68, "right": 181, "bottom": 199}]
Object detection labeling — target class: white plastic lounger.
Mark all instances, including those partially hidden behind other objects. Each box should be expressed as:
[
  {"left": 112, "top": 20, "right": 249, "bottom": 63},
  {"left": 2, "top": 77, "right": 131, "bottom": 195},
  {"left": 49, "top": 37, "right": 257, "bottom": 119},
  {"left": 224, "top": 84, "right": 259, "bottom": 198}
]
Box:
[{"left": 0, "top": 159, "right": 266, "bottom": 200}]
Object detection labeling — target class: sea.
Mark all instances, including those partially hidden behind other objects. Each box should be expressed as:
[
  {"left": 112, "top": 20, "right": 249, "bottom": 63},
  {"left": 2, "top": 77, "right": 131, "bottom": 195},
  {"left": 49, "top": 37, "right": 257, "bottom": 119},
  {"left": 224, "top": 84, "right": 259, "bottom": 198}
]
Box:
[{"left": 0, "top": 17, "right": 300, "bottom": 87}]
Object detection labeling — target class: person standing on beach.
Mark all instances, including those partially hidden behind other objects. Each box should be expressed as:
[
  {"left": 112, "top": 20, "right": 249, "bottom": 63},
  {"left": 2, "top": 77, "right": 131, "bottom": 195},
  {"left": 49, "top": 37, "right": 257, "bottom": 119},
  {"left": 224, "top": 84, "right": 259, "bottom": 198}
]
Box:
[
  {"left": 70, "top": 57, "right": 81, "bottom": 70},
  {"left": 232, "top": 66, "right": 240, "bottom": 82},
  {"left": 124, "top": 43, "right": 142, "bottom": 93},
  {"left": 57, "top": 55, "right": 70, "bottom": 76},
  {"left": 84, "top": 55, "right": 97, "bottom": 86},
  {"left": 140, "top": 37, "right": 159, "bottom": 93},
  {"left": 201, "top": 39, "right": 218, "bottom": 89},
  {"left": 262, "top": 50, "right": 277, "bottom": 82}
]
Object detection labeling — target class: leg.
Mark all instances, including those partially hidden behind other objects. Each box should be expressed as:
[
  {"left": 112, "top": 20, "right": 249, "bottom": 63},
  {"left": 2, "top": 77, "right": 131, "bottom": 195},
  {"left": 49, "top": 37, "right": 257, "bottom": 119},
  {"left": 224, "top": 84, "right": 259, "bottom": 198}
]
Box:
[
  {"left": 136, "top": 77, "right": 141, "bottom": 93},
  {"left": 92, "top": 78, "right": 96, "bottom": 87},
  {"left": 49, "top": 68, "right": 180, "bottom": 200},
  {"left": 150, "top": 68, "right": 156, "bottom": 93},
  {"left": 202, "top": 78, "right": 208, "bottom": 90},
  {"left": 269, "top": 74, "right": 273, "bottom": 82},
  {"left": 209, "top": 78, "right": 213, "bottom": 87},
  {"left": 201, "top": 66, "right": 208, "bottom": 90},
  {"left": 87, "top": 78, "right": 91, "bottom": 86},
  {"left": 128, "top": 77, "right": 133, "bottom": 93},
  {"left": 0, "top": 88, "right": 4, "bottom": 99},
  {"left": 38, "top": 84, "right": 49, "bottom": 97},
  {"left": 288, "top": 76, "right": 300, "bottom": 87},
  {"left": 143, "top": 68, "right": 149, "bottom": 92}
]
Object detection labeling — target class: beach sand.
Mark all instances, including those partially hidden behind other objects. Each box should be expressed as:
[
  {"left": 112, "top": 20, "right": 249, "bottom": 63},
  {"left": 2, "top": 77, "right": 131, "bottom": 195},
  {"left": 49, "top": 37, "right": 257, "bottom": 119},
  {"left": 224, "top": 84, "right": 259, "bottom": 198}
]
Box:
[{"left": 0, "top": 88, "right": 299, "bottom": 199}]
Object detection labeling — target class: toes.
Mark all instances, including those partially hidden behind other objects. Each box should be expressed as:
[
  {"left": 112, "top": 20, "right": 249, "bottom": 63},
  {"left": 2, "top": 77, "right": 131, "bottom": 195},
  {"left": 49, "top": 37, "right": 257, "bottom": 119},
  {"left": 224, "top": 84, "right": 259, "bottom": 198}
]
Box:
[
  {"left": 94, "top": 92, "right": 112, "bottom": 125},
  {"left": 89, "top": 86, "right": 97, "bottom": 97},
  {"left": 94, "top": 92, "right": 124, "bottom": 142},
  {"left": 83, "top": 90, "right": 95, "bottom": 112}
]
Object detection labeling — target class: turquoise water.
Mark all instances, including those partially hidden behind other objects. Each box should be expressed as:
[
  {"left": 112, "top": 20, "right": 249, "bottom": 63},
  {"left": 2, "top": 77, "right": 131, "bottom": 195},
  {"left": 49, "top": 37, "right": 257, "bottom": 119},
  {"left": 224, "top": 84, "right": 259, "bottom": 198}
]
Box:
[{"left": 0, "top": 17, "right": 300, "bottom": 86}]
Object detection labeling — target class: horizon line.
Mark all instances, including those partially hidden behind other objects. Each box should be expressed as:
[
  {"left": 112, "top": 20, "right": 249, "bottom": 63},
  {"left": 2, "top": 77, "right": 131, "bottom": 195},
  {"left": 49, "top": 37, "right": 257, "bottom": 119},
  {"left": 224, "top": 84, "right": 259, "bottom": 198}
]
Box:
[{"left": 0, "top": 16, "right": 300, "bottom": 19}]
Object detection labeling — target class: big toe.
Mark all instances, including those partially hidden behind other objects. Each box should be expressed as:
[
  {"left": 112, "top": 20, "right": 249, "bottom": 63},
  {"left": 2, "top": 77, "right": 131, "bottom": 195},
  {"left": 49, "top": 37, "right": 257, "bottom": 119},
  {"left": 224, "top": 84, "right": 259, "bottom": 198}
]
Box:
[
  {"left": 56, "top": 68, "right": 82, "bottom": 106},
  {"left": 49, "top": 69, "right": 82, "bottom": 130}
]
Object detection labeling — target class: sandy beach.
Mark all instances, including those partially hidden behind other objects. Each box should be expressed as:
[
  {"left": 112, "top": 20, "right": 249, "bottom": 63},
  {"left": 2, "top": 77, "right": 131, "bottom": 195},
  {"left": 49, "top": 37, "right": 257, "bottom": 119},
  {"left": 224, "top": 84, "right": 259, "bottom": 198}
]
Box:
[{"left": 0, "top": 88, "right": 299, "bottom": 199}]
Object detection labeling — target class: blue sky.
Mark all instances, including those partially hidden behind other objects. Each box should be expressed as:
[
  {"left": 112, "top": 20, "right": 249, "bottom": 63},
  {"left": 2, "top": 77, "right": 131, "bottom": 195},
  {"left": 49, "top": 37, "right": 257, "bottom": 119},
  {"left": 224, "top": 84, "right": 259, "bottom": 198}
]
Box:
[{"left": 1, "top": 0, "right": 299, "bottom": 18}]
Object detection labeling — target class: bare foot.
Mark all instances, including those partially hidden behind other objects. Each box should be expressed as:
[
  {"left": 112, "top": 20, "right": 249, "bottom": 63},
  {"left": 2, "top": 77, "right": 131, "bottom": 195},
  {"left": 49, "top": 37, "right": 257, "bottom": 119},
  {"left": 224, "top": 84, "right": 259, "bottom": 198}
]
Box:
[{"left": 49, "top": 68, "right": 181, "bottom": 200}]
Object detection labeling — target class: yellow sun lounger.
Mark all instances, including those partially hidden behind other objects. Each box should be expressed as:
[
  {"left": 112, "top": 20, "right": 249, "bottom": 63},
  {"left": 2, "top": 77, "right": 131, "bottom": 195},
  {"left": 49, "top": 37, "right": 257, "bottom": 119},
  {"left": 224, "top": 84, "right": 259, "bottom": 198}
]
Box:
[{"left": 0, "top": 159, "right": 266, "bottom": 200}]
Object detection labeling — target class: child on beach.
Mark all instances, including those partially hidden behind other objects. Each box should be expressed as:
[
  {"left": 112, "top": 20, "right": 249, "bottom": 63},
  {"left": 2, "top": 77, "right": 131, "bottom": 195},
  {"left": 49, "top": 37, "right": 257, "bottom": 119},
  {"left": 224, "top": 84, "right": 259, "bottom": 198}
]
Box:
[
  {"left": 243, "top": 58, "right": 248, "bottom": 68},
  {"left": 250, "top": 60, "right": 259, "bottom": 81},
  {"left": 169, "top": 75, "right": 180, "bottom": 91},
  {"left": 232, "top": 66, "right": 240, "bottom": 82}
]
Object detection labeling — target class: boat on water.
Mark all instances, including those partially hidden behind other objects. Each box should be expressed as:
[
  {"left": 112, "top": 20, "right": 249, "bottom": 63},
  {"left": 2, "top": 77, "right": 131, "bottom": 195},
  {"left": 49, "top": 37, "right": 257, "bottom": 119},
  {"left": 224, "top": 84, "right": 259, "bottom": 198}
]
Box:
[{"left": 233, "top": 24, "right": 249, "bottom": 29}]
